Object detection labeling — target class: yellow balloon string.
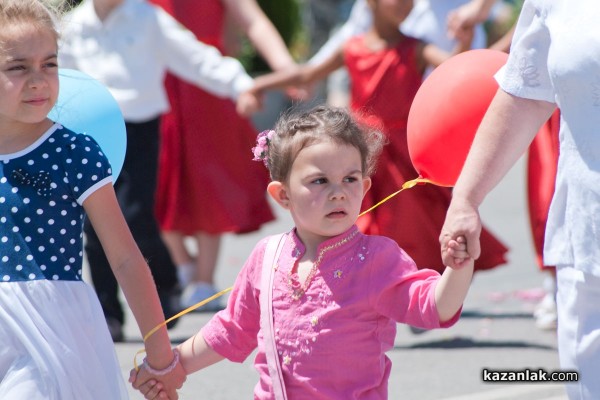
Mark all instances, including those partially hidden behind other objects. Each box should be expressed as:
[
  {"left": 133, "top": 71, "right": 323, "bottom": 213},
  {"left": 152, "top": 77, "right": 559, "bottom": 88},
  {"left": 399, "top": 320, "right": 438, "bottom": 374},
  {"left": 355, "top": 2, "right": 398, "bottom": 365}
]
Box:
[
  {"left": 358, "top": 176, "right": 440, "bottom": 217},
  {"left": 133, "top": 287, "right": 232, "bottom": 371},
  {"left": 133, "top": 176, "right": 444, "bottom": 370}
]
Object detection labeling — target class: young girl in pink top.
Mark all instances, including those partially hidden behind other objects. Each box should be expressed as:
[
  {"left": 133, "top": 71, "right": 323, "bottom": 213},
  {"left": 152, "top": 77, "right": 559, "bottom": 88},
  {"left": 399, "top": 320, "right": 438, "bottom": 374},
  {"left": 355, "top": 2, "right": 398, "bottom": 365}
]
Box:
[{"left": 131, "top": 105, "right": 473, "bottom": 399}]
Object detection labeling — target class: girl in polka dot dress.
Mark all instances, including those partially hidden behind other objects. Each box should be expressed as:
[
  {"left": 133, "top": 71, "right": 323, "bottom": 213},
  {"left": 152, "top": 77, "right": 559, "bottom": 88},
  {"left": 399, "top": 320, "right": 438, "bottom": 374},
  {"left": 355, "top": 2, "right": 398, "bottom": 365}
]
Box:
[
  {"left": 132, "top": 105, "right": 474, "bottom": 399},
  {"left": 0, "top": 1, "right": 185, "bottom": 398}
]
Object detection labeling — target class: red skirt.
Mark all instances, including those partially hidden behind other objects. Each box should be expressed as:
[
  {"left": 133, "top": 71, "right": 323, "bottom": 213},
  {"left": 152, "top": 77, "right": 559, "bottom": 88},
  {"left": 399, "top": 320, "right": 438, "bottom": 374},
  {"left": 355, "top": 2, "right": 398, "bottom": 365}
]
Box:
[
  {"left": 526, "top": 110, "right": 560, "bottom": 270},
  {"left": 155, "top": 75, "right": 274, "bottom": 235}
]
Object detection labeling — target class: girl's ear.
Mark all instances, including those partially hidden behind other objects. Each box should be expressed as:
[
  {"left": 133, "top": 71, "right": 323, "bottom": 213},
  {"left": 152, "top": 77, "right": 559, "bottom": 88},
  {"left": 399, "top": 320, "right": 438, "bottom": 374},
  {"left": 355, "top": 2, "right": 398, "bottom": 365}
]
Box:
[
  {"left": 362, "top": 177, "right": 372, "bottom": 197},
  {"left": 267, "top": 181, "right": 291, "bottom": 209}
]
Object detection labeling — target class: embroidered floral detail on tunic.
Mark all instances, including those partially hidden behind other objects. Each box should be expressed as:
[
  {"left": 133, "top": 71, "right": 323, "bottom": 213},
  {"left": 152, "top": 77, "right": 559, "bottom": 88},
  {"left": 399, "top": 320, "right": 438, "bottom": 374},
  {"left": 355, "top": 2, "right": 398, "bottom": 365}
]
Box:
[
  {"left": 287, "top": 229, "right": 359, "bottom": 300},
  {"left": 277, "top": 229, "right": 368, "bottom": 368}
]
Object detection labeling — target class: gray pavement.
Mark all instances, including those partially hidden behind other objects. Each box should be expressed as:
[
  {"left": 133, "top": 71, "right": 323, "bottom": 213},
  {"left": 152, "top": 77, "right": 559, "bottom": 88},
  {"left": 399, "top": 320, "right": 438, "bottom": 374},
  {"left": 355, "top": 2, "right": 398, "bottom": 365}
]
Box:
[{"left": 107, "top": 157, "right": 567, "bottom": 399}]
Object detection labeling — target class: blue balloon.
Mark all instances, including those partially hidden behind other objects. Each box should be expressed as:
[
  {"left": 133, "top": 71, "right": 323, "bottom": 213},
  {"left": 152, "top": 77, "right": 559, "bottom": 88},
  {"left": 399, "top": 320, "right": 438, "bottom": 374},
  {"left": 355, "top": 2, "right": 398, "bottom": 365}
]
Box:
[{"left": 48, "top": 69, "right": 126, "bottom": 180}]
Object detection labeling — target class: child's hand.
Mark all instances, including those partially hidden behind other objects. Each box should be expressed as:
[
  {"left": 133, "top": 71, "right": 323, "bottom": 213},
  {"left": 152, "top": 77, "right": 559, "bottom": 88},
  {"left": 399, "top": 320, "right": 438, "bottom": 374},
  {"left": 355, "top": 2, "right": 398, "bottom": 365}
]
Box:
[
  {"left": 129, "top": 370, "right": 169, "bottom": 399},
  {"left": 285, "top": 84, "right": 312, "bottom": 102},
  {"left": 447, "top": 0, "right": 485, "bottom": 38},
  {"left": 129, "top": 359, "right": 186, "bottom": 400},
  {"left": 446, "top": 236, "right": 472, "bottom": 269},
  {"left": 453, "top": 25, "right": 475, "bottom": 49},
  {"left": 236, "top": 90, "right": 262, "bottom": 117}
]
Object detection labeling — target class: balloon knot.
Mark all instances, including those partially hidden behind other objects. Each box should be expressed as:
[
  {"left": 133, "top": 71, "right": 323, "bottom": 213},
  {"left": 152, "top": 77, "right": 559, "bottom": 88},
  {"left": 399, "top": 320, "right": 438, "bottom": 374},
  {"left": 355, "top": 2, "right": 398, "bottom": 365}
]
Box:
[{"left": 402, "top": 177, "right": 430, "bottom": 189}]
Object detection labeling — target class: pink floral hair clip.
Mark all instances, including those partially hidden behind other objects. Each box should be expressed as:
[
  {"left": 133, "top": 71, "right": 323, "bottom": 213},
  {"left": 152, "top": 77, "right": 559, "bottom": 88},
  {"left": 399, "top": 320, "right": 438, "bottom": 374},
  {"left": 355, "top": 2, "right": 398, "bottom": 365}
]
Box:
[{"left": 252, "top": 129, "right": 275, "bottom": 167}]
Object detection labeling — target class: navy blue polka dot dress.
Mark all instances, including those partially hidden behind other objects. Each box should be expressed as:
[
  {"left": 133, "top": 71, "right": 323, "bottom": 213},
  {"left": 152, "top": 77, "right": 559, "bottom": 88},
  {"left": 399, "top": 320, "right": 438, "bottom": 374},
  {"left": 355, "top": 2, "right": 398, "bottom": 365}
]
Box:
[{"left": 0, "top": 124, "right": 129, "bottom": 399}]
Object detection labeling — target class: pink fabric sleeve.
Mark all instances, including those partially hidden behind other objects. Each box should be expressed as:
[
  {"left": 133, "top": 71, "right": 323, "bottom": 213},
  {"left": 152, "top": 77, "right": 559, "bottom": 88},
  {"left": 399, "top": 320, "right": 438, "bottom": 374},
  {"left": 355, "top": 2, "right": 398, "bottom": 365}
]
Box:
[
  {"left": 369, "top": 238, "right": 461, "bottom": 329},
  {"left": 201, "top": 238, "right": 268, "bottom": 363}
]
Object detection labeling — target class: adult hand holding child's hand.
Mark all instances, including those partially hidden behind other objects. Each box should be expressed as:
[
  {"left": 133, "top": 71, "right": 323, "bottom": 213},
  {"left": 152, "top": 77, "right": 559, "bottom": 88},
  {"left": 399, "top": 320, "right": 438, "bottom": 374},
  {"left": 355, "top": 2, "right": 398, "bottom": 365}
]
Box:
[{"left": 129, "top": 351, "right": 186, "bottom": 400}]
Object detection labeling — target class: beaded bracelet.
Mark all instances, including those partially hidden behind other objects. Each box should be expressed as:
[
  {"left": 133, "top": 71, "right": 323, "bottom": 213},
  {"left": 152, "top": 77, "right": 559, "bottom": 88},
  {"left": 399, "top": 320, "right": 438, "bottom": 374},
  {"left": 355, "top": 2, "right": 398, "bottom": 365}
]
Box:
[{"left": 142, "top": 348, "right": 180, "bottom": 376}]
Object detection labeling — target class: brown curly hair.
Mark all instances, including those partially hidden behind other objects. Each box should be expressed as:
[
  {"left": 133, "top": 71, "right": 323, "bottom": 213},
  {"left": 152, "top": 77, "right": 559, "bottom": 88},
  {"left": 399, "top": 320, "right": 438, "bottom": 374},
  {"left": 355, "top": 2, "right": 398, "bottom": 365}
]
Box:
[{"left": 265, "top": 105, "right": 386, "bottom": 182}]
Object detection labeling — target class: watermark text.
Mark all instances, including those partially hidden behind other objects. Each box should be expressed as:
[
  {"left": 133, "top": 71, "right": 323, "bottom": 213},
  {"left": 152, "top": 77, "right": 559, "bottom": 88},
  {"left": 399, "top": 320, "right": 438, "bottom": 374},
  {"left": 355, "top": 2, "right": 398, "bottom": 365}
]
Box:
[{"left": 482, "top": 368, "right": 578, "bottom": 383}]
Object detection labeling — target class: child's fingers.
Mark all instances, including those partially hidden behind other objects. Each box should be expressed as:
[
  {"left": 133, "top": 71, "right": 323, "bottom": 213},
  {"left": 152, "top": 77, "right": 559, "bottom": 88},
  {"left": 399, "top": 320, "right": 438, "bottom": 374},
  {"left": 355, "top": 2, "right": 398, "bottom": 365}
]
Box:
[
  {"left": 449, "top": 247, "right": 469, "bottom": 256},
  {"left": 140, "top": 380, "right": 163, "bottom": 399},
  {"left": 447, "top": 239, "right": 467, "bottom": 252},
  {"left": 448, "top": 241, "right": 469, "bottom": 258},
  {"left": 446, "top": 237, "right": 472, "bottom": 268},
  {"left": 129, "top": 369, "right": 137, "bottom": 383},
  {"left": 130, "top": 368, "right": 155, "bottom": 390}
]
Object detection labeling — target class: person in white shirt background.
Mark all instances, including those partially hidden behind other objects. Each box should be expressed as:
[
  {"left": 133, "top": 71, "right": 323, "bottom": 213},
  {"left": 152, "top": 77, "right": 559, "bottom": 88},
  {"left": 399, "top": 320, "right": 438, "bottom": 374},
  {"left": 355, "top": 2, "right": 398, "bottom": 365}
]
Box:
[{"left": 58, "top": 0, "right": 260, "bottom": 342}]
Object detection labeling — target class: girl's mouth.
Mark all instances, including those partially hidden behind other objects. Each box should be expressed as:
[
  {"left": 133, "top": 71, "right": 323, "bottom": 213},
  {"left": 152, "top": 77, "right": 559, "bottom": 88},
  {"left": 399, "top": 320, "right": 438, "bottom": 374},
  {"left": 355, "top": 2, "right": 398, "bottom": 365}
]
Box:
[
  {"left": 25, "top": 98, "right": 49, "bottom": 106},
  {"left": 327, "top": 210, "right": 347, "bottom": 218}
]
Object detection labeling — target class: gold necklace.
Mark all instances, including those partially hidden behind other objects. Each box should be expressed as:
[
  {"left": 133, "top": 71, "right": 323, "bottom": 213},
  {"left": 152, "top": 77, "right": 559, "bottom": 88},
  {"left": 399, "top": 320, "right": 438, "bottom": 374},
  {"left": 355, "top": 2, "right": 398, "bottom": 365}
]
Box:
[{"left": 288, "top": 230, "right": 359, "bottom": 300}]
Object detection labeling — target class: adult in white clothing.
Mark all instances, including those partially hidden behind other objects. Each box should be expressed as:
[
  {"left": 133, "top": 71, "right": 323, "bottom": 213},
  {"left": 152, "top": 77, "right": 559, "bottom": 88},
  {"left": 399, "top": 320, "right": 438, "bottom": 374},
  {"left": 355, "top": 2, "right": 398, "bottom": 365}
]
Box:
[{"left": 440, "top": 1, "right": 600, "bottom": 398}]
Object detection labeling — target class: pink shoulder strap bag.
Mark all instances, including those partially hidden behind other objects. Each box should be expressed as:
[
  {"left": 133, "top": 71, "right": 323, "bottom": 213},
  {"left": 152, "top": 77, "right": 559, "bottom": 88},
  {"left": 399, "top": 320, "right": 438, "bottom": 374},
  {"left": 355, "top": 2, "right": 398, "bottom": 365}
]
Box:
[{"left": 260, "top": 234, "right": 288, "bottom": 400}]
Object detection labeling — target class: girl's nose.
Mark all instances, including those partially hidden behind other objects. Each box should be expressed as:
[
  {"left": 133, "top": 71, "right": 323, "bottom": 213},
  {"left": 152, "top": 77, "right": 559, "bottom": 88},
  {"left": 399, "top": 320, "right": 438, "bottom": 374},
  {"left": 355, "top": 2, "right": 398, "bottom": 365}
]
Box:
[
  {"left": 28, "top": 71, "right": 49, "bottom": 89},
  {"left": 329, "top": 185, "right": 346, "bottom": 200}
]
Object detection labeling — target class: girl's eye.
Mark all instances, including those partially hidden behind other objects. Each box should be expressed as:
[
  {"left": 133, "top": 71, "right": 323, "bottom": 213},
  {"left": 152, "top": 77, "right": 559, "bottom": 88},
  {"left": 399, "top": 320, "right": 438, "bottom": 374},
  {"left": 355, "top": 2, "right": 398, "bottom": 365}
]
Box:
[
  {"left": 344, "top": 176, "right": 358, "bottom": 183},
  {"left": 313, "top": 178, "right": 327, "bottom": 184},
  {"left": 44, "top": 62, "right": 58, "bottom": 69},
  {"left": 7, "top": 65, "right": 26, "bottom": 71}
]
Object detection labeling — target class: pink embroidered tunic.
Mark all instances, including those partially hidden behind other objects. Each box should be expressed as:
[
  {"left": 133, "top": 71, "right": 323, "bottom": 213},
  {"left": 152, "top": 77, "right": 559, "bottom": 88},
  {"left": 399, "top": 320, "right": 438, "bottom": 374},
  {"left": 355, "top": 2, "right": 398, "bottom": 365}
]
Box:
[{"left": 202, "top": 225, "right": 460, "bottom": 399}]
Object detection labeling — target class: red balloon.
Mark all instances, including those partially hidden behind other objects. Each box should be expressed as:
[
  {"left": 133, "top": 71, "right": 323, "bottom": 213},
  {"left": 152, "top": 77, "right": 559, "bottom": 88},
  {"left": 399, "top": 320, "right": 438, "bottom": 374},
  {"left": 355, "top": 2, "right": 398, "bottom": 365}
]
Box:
[{"left": 407, "top": 49, "right": 509, "bottom": 186}]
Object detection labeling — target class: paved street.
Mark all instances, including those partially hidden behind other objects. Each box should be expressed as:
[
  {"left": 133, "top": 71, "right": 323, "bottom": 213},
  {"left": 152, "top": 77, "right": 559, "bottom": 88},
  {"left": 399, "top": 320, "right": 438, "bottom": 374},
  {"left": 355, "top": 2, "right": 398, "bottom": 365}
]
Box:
[{"left": 108, "top": 156, "right": 567, "bottom": 399}]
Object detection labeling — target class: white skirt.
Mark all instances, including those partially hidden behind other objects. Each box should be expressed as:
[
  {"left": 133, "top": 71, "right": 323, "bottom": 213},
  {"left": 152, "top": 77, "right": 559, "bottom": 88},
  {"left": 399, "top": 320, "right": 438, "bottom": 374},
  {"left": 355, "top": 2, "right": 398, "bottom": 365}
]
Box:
[{"left": 0, "top": 280, "right": 129, "bottom": 399}]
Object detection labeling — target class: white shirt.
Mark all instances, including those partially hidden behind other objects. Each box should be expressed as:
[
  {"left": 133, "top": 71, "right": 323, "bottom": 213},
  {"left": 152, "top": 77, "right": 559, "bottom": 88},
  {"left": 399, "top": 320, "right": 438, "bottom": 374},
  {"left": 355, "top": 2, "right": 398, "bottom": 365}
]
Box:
[
  {"left": 496, "top": 0, "right": 600, "bottom": 275},
  {"left": 59, "top": 0, "right": 253, "bottom": 122},
  {"left": 309, "top": 0, "right": 487, "bottom": 66},
  {"left": 401, "top": 0, "right": 487, "bottom": 52}
]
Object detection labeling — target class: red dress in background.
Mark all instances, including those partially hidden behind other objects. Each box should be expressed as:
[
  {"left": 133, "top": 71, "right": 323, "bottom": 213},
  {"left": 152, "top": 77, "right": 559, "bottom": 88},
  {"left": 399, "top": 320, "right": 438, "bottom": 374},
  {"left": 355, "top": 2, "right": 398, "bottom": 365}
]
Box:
[
  {"left": 527, "top": 110, "right": 560, "bottom": 270},
  {"left": 149, "top": 0, "right": 274, "bottom": 235},
  {"left": 345, "top": 35, "right": 508, "bottom": 273}
]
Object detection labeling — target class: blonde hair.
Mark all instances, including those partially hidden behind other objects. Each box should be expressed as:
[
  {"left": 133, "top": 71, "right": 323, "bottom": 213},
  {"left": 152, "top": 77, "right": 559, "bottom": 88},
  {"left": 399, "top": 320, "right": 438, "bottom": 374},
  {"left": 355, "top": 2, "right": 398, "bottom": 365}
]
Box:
[
  {"left": 267, "top": 105, "right": 386, "bottom": 182},
  {"left": 0, "top": 0, "right": 61, "bottom": 47}
]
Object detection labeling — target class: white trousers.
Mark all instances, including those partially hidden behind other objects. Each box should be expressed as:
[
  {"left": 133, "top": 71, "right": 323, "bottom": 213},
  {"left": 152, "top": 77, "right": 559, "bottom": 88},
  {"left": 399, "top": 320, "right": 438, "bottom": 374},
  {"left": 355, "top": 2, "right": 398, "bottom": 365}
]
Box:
[{"left": 556, "top": 265, "right": 600, "bottom": 399}]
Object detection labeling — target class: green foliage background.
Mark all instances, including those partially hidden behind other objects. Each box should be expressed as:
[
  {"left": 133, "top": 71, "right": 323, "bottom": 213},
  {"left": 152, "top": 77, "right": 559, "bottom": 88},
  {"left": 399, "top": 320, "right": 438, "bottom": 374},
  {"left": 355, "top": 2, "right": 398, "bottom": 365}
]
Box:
[{"left": 237, "top": 0, "right": 305, "bottom": 74}]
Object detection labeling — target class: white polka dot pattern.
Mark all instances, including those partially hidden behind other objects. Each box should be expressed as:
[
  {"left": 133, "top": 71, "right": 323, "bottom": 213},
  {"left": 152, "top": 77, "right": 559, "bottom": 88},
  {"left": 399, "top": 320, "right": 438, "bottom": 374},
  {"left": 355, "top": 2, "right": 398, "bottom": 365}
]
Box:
[{"left": 0, "top": 124, "right": 112, "bottom": 282}]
